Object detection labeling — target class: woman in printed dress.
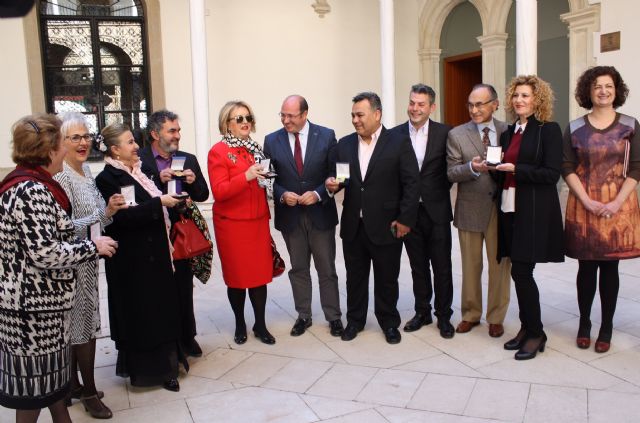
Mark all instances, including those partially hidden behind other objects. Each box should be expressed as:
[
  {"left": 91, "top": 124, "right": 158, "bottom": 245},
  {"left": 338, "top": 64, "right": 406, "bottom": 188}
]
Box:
[{"left": 563, "top": 66, "right": 640, "bottom": 353}]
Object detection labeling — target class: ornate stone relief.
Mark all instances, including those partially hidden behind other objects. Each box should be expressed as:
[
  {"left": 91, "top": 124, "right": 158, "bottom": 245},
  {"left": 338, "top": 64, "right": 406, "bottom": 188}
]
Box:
[{"left": 312, "top": 0, "right": 331, "bottom": 18}]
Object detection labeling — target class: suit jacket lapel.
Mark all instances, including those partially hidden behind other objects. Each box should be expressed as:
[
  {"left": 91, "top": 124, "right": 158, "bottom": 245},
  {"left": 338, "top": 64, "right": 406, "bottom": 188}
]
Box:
[
  {"left": 304, "top": 123, "right": 320, "bottom": 174},
  {"left": 466, "top": 122, "right": 485, "bottom": 157},
  {"left": 364, "top": 126, "right": 388, "bottom": 181},
  {"left": 422, "top": 120, "right": 436, "bottom": 173},
  {"left": 348, "top": 134, "right": 363, "bottom": 183},
  {"left": 278, "top": 129, "right": 298, "bottom": 174}
]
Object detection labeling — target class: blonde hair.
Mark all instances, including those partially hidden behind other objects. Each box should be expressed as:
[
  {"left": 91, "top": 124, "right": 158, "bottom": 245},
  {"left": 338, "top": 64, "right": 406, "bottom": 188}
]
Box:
[
  {"left": 505, "top": 75, "right": 555, "bottom": 122},
  {"left": 100, "top": 122, "right": 131, "bottom": 158},
  {"left": 11, "top": 114, "right": 61, "bottom": 167},
  {"left": 218, "top": 101, "right": 256, "bottom": 135}
]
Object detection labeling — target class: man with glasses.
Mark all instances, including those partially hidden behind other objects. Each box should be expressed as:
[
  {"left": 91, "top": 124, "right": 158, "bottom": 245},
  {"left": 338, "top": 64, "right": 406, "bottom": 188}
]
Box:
[
  {"left": 388, "top": 84, "right": 454, "bottom": 339},
  {"left": 446, "top": 84, "right": 511, "bottom": 338},
  {"left": 140, "top": 109, "right": 209, "bottom": 357},
  {"left": 264, "top": 95, "right": 343, "bottom": 337}
]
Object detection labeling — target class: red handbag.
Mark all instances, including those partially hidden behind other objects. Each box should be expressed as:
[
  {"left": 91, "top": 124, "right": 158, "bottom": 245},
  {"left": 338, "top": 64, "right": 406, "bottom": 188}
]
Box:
[
  {"left": 271, "top": 236, "right": 286, "bottom": 277},
  {"left": 171, "top": 214, "right": 212, "bottom": 260}
]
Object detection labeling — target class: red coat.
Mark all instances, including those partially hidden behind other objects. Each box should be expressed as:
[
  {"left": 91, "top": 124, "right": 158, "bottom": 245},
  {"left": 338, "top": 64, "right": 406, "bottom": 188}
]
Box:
[{"left": 208, "top": 141, "right": 272, "bottom": 288}]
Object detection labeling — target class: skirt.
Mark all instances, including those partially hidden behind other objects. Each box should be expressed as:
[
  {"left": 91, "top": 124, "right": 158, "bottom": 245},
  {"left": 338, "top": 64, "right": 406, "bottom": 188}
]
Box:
[
  {"left": 0, "top": 310, "right": 71, "bottom": 409},
  {"left": 213, "top": 214, "right": 273, "bottom": 288}
]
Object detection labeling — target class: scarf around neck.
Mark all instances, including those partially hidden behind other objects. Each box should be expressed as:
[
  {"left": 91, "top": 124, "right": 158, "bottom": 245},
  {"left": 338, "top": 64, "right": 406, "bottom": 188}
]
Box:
[
  {"left": 222, "top": 134, "right": 266, "bottom": 161},
  {"left": 0, "top": 165, "right": 72, "bottom": 215},
  {"left": 104, "top": 156, "right": 163, "bottom": 198}
]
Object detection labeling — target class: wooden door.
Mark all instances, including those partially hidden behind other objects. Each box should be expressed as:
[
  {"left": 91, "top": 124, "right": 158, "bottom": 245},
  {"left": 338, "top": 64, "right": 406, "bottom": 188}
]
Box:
[{"left": 443, "top": 51, "right": 482, "bottom": 127}]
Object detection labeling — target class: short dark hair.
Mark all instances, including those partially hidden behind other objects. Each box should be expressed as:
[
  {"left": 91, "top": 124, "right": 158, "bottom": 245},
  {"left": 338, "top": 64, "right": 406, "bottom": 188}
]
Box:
[
  {"left": 147, "top": 109, "right": 179, "bottom": 137},
  {"left": 352, "top": 92, "right": 382, "bottom": 111},
  {"left": 574, "top": 66, "right": 629, "bottom": 110},
  {"left": 410, "top": 83, "right": 436, "bottom": 104},
  {"left": 471, "top": 83, "right": 498, "bottom": 101}
]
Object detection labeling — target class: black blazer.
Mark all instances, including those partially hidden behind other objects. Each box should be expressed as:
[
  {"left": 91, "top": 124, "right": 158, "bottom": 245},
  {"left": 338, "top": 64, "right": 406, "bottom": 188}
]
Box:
[
  {"left": 139, "top": 146, "right": 209, "bottom": 202},
  {"left": 388, "top": 119, "right": 453, "bottom": 225},
  {"left": 332, "top": 126, "right": 420, "bottom": 245},
  {"left": 95, "top": 164, "right": 180, "bottom": 350},
  {"left": 264, "top": 122, "right": 338, "bottom": 234},
  {"left": 496, "top": 115, "right": 564, "bottom": 263}
]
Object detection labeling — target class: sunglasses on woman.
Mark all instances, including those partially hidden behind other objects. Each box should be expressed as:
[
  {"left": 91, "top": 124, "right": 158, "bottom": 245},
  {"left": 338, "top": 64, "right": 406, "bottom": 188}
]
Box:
[{"left": 229, "top": 115, "right": 254, "bottom": 124}]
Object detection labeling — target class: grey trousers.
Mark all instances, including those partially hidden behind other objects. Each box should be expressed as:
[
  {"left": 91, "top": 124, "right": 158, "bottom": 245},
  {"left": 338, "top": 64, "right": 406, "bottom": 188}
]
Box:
[{"left": 281, "top": 212, "right": 342, "bottom": 321}]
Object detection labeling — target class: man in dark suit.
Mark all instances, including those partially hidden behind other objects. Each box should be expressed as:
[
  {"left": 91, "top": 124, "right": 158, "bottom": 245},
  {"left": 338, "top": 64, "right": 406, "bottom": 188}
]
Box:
[
  {"left": 389, "top": 84, "right": 455, "bottom": 339},
  {"left": 264, "top": 95, "right": 343, "bottom": 338},
  {"left": 325, "top": 92, "right": 419, "bottom": 344},
  {"left": 447, "top": 84, "right": 511, "bottom": 338},
  {"left": 139, "top": 110, "right": 209, "bottom": 357}
]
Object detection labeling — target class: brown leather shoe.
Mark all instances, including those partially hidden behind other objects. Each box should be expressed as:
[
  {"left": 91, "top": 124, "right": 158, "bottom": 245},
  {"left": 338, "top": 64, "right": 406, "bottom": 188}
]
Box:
[
  {"left": 489, "top": 324, "right": 504, "bottom": 338},
  {"left": 456, "top": 320, "right": 480, "bottom": 333}
]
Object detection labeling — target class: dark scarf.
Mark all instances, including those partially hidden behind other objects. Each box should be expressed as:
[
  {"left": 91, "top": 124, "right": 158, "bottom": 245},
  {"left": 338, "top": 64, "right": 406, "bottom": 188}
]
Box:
[{"left": 0, "top": 165, "right": 72, "bottom": 216}]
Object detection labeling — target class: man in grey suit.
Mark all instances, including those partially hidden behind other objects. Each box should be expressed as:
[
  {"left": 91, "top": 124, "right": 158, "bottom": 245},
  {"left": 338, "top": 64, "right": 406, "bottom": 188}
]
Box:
[
  {"left": 264, "top": 95, "right": 343, "bottom": 337},
  {"left": 446, "top": 84, "right": 512, "bottom": 338}
]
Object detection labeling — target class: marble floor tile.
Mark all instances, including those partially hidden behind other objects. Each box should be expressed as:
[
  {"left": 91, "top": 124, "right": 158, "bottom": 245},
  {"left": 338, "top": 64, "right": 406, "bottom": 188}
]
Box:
[
  {"left": 127, "top": 375, "right": 232, "bottom": 408},
  {"left": 326, "top": 330, "right": 440, "bottom": 368},
  {"left": 318, "top": 408, "right": 389, "bottom": 422},
  {"left": 590, "top": 345, "right": 640, "bottom": 386},
  {"left": 378, "top": 406, "right": 502, "bottom": 423},
  {"left": 300, "top": 394, "right": 375, "bottom": 420},
  {"left": 306, "top": 363, "right": 378, "bottom": 400},
  {"left": 261, "top": 358, "right": 333, "bottom": 393},
  {"left": 188, "top": 347, "right": 253, "bottom": 380},
  {"left": 356, "top": 369, "right": 425, "bottom": 407},
  {"left": 219, "top": 352, "right": 291, "bottom": 386},
  {"left": 588, "top": 390, "right": 640, "bottom": 423},
  {"left": 523, "top": 384, "right": 587, "bottom": 423},
  {"left": 43, "top": 400, "right": 194, "bottom": 423},
  {"left": 478, "top": 349, "right": 624, "bottom": 389},
  {"left": 187, "top": 386, "right": 317, "bottom": 423},
  {"left": 406, "top": 373, "right": 477, "bottom": 415},
  {"left": 463, "top": 378, "right": 529, "bottom": 421},
  {"left": 393, "top": 353, "right": 485, "bottom": 378}
]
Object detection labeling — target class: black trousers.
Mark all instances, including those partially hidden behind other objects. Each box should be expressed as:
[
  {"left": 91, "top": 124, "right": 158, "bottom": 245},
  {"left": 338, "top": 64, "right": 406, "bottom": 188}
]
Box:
[
  {"left": 174, "top": 260, "right": 197, "bottom": 344},
  {"left": 511, "top": 261, "right": 544, "bottom": 338},
  {"left": 342, "top": 219, "right": 402, "bottom": 330},
  {"left": 403, "top": 206, "right": 453, "bottom": 319}
]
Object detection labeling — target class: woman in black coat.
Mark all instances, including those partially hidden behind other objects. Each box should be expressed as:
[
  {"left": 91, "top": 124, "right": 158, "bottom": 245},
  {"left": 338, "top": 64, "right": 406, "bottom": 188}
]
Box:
[
  {"left": 495, "top": 75, "right": 564, "bottom": 360},
  {"left": 95, "top": 123, "right": 186, "bottom": 391}
]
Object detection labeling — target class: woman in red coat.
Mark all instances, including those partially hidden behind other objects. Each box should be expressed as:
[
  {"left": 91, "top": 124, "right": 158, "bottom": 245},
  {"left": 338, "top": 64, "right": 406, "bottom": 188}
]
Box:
[{"left": 208, "top": 100, "right": 275, "bottom": 345}]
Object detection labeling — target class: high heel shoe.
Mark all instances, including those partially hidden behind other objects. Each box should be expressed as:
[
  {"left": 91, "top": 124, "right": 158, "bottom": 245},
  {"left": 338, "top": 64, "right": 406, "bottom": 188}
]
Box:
[
  {"left": 515, "top": 334, "right": 547, "bottom": 360},
  {"left": 162, "top": 378, "right": 180, "bottom": 392},
  {"left": 594, "top": 330, "right": 612, "bottom": 353},
  {"left": 253, "top": 327, "right": 276, "bottom": 345},
  {"left": 80, "top": 394, "right": 113, "bottom": 419},
  {"left": 504, "top": 328, "right": 527, "bottom": 350},
  {"left": 66, "top": 385, "right": 104, "bottom": 406},
  {"left": 234, "top": 327, "right": 247, "bottom": 345},
  {"left": 576, "top": 320, "right": 591, "bottom": 349}
]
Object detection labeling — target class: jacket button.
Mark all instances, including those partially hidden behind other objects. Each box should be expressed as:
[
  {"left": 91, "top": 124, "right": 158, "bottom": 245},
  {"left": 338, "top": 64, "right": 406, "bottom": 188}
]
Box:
[{"left": 361, "top": 187, "right": 364, "bottom": 191}]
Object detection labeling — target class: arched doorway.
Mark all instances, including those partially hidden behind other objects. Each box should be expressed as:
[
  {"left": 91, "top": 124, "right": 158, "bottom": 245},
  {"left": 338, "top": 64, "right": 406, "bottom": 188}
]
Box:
[{"left": 39, "top": 0, "right": 150, "bottom": 158}]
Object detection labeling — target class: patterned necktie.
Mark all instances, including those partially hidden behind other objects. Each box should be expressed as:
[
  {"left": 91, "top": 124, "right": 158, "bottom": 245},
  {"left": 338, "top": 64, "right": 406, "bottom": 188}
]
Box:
[
  {"left": 482, "top": 126, "right": 491, "bottom": 147},
  {"left": 294, "top": 132, "right": 303, "bottom": 176}
]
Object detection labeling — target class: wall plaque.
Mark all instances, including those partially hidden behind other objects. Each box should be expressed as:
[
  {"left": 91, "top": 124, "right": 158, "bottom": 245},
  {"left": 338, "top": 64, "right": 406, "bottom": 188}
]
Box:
[{"left": 601, "top": 31, "right": 621, "bottom": 53}]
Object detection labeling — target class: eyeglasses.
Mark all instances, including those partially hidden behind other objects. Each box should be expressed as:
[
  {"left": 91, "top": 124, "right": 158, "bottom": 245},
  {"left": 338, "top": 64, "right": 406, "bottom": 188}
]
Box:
[
  {"left": 278, "top": 112, "right": 303, "bottom": 120},
  {"left": 467, "top": 99, "right": 495, "bottom": 110},
  {"left": 66, "top": 134, "right": 93, "bottom": 143},
  {"left": 228, "top": 115, "right": 254, "bottom": 124}
]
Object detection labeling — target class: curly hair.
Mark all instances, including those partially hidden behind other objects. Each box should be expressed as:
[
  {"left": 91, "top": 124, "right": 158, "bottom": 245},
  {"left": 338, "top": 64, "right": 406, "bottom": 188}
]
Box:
[
  {"left": 11, "top": 114, "right": 61, "bottom": 167},
  {"left": 504, "top": 75, "right": 555, "bottom": 122},
  {"left": 574, "top": 66, "right": 628, "bottom": 110}
]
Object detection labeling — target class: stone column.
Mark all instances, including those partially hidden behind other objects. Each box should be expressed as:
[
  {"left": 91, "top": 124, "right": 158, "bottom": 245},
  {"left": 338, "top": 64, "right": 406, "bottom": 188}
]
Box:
[
  {"left": 516, "top": 0, "right": 537, "bottom": 75},
  {"left": 561, "top": 5, "right": 600, "bottom": 120},
  {"left": 189, "top": 0, "right": 210, "bottom": 181},
  {"left": 418, "top": 48, "right": 442, "bottom": 122},
  {"left": 379, "top": 0, "right": 396, "bottom": 128},
  {"left": 477, "top": 33, "right": 508, "bottom": 121}
]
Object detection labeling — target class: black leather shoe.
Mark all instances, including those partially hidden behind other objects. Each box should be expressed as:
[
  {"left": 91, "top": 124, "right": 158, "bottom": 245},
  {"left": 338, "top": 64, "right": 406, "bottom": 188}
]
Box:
[
  {"left": 341, "top": 324, "right": 361, "bottom": 341},
  {"left": 514, "top": 334, "right": 547, "bottom": 360},
  {"left": 384, "top": 327, "right": 402, "bottom": 344},
  {"left": 253, "top": 328, "right": 276, "bottom": 345},
  {"left": 186, "top": 339, "right": 203, "bottom": 357},
  {"left": 234, "top": 327, "right": 247, "bottom": 345},
  {"left": 437, "top": 320, "right": 455, "bottom": 339},
  {"left": 403, "top": 313, "right": 433, "bottom": 332},
  {"left": 504, "top": 328, "right": 527, "bottom": 350},
  {"left": 329, "top": 319, "right": 344, "bottom": 337},
  {"left": 290, "top": 318, "right": 312, "bottom": 336},
  {"left": 163, "top": 378, "right": 180, "bottom": 392}
]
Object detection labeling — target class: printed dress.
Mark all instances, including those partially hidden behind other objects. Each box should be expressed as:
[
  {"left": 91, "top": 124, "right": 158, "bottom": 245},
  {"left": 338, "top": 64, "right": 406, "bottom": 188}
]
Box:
[
  {"left": 564, "top": 113, "right": 640, "bottom": 260},
  {"left": 55, "top": 162, "right": 112, "bottom": 344}
]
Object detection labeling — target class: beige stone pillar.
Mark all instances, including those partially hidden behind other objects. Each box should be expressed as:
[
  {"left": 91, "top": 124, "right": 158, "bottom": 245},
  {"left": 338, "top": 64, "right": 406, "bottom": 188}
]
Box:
[
  {"left": 477, "top": 33, "right": 508, "bottom": 121},
  {"left": 418, "top": 48, "right": 442, "bottom": 122}
]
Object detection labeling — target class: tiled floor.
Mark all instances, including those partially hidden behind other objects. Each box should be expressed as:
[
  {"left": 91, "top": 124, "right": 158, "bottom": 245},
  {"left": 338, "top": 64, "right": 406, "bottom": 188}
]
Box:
[{"left": 3, "top": 195, "right": 640, "bottom": 422}]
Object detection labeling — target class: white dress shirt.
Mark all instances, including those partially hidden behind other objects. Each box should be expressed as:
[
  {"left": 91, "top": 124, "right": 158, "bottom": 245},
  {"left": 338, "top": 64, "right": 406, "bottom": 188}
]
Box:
[
  {"left": 287, "top": 120, "right": 310, "bottom": 162},
  {"left": 408, "top": 120, "right": 429, "bottom": 169}
]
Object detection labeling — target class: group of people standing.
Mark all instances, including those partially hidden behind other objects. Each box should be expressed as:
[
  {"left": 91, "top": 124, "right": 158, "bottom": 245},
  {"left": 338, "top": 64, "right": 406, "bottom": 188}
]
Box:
[{"left": 1, "top": 65, "right": 638, "bottom": 422}]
